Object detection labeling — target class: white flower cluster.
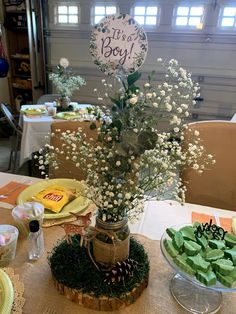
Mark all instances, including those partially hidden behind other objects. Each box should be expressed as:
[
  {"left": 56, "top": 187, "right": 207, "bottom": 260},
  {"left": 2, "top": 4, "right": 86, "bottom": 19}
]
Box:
[
  {"left": 59, "top": 58, "right": 70, "bottom": 69},
  {"left": 49, "top": 59, "right": 86, "bottom": 98},
  {"left": 38, "top": 58, "right": 215, "bottom": 222}
]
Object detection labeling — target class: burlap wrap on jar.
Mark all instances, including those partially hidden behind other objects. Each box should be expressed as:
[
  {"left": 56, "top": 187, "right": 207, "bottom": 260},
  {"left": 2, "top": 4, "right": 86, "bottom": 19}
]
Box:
[{"left": 93, "top": 217, "right": 130, "bottom": 267}]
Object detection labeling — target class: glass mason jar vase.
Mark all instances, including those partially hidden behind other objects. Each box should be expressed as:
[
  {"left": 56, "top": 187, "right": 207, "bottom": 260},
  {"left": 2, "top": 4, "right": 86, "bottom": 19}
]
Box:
[
  {"left": 58, "top": 96, "right": 70, "bottom": 109},
  {"left": 93, "top": 217, "right": 130, "bottom": 267}
]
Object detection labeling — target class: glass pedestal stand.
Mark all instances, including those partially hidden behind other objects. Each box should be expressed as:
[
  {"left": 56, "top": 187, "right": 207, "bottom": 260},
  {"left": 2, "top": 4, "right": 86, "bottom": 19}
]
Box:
[
  {"left": 170, "top": 273, "right": 222, "bottom": 314},
  {"left": 160, "top": 225, "right": 236, "bottom": 314}
]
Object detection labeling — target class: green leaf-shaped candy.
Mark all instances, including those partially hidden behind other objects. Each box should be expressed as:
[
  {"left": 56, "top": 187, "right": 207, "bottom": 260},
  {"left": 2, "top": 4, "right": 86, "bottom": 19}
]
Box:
[
  {"left": 225, "top": 233, "right": 236, "bottom": 247},
  {"left": 212, "top": 259, "right": 234, "bottom": 275},
  {"left": 205, "top": 249, "right": 224, "bottom": 262},
  {"left": 180, "top": 226, "right": 196, "bottom": 241},
  {"left": 173, "top": 232, "right": 184, "bottom": 252},
  {"left": 163, "top": 239, "right": 179, "bottom": 258},
  {"left": 174, "top": 255, "right": 196, "bottom": 276},
  {"left": 224, "top": 247, "right": 236, "bottom": 265},
  {"left": 187, "top": 254, "right": 211, "bottom": 272},
  {"left": 184, "top": 240, "right": 201, "bottom": 256},
  {"left": 196, "top": 270, "right": 217, "bottom": 286},
  {"left": 208, "top": 239, "right": 226, "bottom": 250}
]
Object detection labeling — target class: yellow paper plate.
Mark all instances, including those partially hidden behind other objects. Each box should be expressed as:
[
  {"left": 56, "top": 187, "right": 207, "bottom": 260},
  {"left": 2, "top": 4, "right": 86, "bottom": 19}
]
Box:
[
  {"left": 16, "top": 179, "right": 90, "bottom": 219},
  {"left": 53, "top": 111, "right": 81, "bottom": 120},
  {"left": 21, "top": 107, "right": 46, "bottom": 115},
  {"left": 0, "top": 269, "right": 14, "bottom": 314}
]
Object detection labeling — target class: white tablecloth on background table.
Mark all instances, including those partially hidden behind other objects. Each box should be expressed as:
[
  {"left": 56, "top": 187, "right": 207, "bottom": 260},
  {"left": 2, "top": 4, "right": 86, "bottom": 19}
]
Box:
[
  {"left": 0, "top": 172, "right": 235, "bottom": 239},
  {"left": 231, "top": 113, "right": 236, "bottom": 121},
  {"left": 19, "top": 104, "right": 91, "bottom": 166}
]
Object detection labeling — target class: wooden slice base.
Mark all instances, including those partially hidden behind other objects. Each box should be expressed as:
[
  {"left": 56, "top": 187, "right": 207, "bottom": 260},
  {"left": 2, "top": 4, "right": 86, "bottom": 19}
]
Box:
[
  {"left": 53, "top": 276, "right": 148, "bottom": 311},
  {"left": 49, "top": 237, "right": 149, "bottom": 311}
]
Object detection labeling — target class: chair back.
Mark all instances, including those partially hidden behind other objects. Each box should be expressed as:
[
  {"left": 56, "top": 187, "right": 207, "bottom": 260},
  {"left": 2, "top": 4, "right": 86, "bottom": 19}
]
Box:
[
  {"left": 181, "top": 121, "right": 236, "bottom": 211},
  {"left": 0, "top": 103, "right": 22, "bottom": 135},
  {"left": 49, "top": 120, "right": 99, "bottom": 180},
  {"left": 37, "top": 94, "right": 60, "bottom": 104}
]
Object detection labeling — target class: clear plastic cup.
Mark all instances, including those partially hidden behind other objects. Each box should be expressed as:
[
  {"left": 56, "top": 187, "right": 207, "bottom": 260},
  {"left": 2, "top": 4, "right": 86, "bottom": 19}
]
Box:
[
  {"left": 0, "top": 225, "right": 19, "bottom": 267},
  {"left": 12, "top": 202, "right": 44, "bottom": 238},
  {"left": 47, "top": 106, "right": 57, "bottom": 116},
  {"left": 44, "top": 102, "right": 54, "bottom": 108}
]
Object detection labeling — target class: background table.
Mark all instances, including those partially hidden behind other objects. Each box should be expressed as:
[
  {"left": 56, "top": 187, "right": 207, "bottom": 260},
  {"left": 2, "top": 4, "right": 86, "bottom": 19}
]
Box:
[
  {"left": 19, "top": 104, "right": 91, "bottom": 166},
  {"left": 231, "top": 113, "right": 236, "bottom": 121}
]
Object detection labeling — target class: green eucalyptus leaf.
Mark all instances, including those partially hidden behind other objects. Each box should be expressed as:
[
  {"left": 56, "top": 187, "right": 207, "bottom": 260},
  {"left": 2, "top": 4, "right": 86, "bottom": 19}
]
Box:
[
  {"left": 111, "top": 105, "right": 117, "bottom": 112},
  {"left": 122, "top": 130, "right": 139, "bottom": 147},
  {"left": 112, "top": 119, "right": 123, "bottom": 132},
  {"left": 110, "top": 96, "right": 123, "bottom": 109},
  {"left": 138, "top": 131, "right": 158, "bottom": 151},
  {"left": 129, "top": 84, "right": 140, "bottom": 93},
  {"left": 114, "top": 143, "right": 128, "bottom": 156},
  {"left": 148, "top": 71, "right": 156, "bottom": 83},
  {"left": 127, "top": 71, "right": 141, "bottom": 87}
]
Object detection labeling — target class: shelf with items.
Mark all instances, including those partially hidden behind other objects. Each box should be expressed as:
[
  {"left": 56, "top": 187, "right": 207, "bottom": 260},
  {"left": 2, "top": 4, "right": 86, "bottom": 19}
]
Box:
[
  {"left": 10, "top": 54, "right": 30, "bottom": 60},
  {"left": 12, "top": 74, "right": 31, "bottom": 79},
  {"left": 2, "top": 0, "right": 45, "bottom": 109},
  {"left": 12, "top": 78, "right": 32, "bottom": 90},
  {"left": 3, "top": 0, "right": 26, "bottom": 12},
  {"left": 4, "top": 11, "right": 27, "bottom": 29},
  {"left": 11, "top": 57, "right": 31, "bottom": 77},
  {"left": 3, "top": 7, "right": 32, "bottom": 108}
]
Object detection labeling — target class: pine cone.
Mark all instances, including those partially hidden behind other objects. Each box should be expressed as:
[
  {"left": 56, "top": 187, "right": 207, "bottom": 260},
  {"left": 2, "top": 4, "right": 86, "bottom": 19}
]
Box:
[{"left": 104, "top": 258, "right": 138, "bottom": 285}]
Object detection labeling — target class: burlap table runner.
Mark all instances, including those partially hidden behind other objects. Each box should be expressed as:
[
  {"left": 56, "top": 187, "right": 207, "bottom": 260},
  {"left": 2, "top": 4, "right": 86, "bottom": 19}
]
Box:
[{"left": 1, "top": 206, "right": 236, "bottom": 314}]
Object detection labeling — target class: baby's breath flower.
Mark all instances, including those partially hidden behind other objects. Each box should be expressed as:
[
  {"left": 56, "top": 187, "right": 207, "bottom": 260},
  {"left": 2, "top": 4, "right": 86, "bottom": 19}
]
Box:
[
  {"left": 38, "top": 58, "right": 214, "bottom": 223},
  {"left": 59, "top": 58, "right": 69, "bottom": 68},
  {"left": 129, "top": 96, "right": 138, "bottom": 105}
]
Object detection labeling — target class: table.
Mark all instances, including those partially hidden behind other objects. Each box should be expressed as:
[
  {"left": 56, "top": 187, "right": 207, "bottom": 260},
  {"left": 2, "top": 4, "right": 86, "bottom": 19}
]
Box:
[
  {"left": 231, "top": 113, "right": 236, "bottom": 121},
  {"left": 1, "top": 172, "right": 236, "bottom": 313},
  {"left": 19, "top": 104, "right": 91, "bottom": 166}
]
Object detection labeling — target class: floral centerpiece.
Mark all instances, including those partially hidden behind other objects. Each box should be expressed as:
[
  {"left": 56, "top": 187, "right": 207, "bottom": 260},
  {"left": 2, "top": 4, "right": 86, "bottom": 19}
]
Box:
[
  {"left": 40, "top": 58, "right": 214, "bottom": 268},
  {"left": 49, "top": 58, "right": 86, "bottom": 111}
]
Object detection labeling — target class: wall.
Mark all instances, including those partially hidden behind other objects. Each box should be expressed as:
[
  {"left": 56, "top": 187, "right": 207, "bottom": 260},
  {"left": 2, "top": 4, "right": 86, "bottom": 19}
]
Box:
[{"left": 45, "top": 0, "right": 236, "bottom": 120}]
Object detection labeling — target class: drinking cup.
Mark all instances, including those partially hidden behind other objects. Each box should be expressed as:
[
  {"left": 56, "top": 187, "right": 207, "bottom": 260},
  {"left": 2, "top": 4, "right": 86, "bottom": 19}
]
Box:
[
  {"left": 45, "top": 102, "right": 54, "bottom": 108},
  {"left": 0, "top": 225, "right": 19, "bottom": 267},
  {"left": 12, "top": 202, "right": 44, "bottom": 238},
  {"left": 47, "top": 106, "right": 57, "bottom": 116}
]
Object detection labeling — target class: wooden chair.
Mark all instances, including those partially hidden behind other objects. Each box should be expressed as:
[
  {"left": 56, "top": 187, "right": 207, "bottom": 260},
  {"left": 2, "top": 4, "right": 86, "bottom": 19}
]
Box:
[
  {"left": 181, "top": 121, "right": 236, "bottom": 211},
  {"left": 49, "top": 120, "right": 99, "bottom": 180},
  {"left": 0, "top": 103, "right": 22, "bottom": 173}
]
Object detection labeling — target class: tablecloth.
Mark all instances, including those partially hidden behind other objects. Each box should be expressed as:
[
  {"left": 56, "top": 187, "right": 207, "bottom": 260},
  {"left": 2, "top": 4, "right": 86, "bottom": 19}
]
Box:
[
  {"left": 19, "top": 104, "right": 91, "bottom": 166},
  {"left": 1, "top": 206, "right": 236, "bottom": 314}
]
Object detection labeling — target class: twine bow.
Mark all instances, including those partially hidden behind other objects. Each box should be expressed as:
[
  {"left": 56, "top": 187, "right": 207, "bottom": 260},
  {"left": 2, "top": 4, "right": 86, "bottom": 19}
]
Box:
[{"left": 84, "top": 226, "right": 119, "bottom": 270}]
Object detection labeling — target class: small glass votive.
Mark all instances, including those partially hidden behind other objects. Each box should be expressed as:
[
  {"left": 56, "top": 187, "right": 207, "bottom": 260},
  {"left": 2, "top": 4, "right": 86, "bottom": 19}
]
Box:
[
  {"left": 47, "top": 106, "right": 57, "bottom": 116},
  {"left": 12, "top": 202, "right": 44, "bottom": 238},
  {"left": 44, "top": 102, "right": 54, "bottom": 108},
  {"left": 0, "top": 225, "right": 19, "bottom": 267}
]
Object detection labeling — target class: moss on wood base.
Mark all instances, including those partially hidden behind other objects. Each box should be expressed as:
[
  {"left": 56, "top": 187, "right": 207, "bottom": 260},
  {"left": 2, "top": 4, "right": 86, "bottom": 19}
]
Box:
[{"left": 49, "top": 236, "right": 149, "bottom": 311}]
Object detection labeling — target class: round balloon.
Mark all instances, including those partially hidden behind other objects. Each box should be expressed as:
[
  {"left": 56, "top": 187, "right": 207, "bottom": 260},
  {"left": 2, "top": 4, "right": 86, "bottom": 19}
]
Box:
[
  {"left": 0, "top": 58, "right": 9, "bottom": 78},
  {"left": 90, "top": 14, "right": 148, "bottom": 76}
]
